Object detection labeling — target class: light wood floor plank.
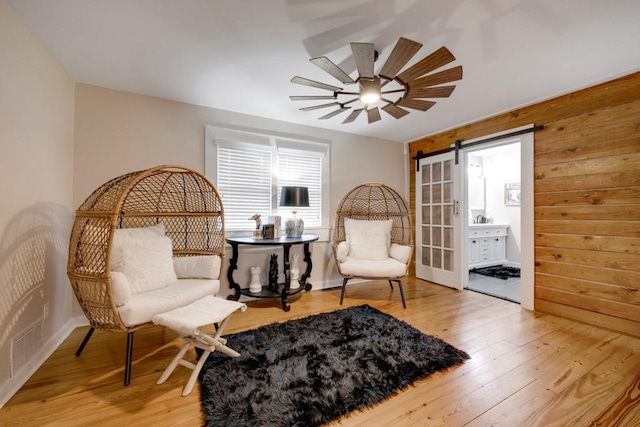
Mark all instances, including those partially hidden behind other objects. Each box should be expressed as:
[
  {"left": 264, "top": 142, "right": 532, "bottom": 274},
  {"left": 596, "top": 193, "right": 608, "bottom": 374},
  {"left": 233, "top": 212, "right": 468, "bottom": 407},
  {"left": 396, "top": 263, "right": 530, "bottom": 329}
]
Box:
[{"left": 2, "top": 278, "right": 639, "bottom": 426}]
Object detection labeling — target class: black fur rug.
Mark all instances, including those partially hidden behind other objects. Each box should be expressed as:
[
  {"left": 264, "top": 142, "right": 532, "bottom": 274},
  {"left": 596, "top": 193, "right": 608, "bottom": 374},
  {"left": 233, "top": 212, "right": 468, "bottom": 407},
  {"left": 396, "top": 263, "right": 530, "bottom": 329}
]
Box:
[
  {"left": 472, "top": 265, "right": 521, "bottom": 280},
  {"left": 199, "top": 305, "right": 469, "bottom": 427}
]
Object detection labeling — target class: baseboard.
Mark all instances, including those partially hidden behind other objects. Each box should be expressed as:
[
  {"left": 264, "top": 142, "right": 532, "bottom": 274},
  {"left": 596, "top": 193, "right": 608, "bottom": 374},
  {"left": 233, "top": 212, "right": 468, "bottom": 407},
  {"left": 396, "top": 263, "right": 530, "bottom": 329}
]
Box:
[{"left": 0, "top": 316, "right": 88, "bottom": 409}]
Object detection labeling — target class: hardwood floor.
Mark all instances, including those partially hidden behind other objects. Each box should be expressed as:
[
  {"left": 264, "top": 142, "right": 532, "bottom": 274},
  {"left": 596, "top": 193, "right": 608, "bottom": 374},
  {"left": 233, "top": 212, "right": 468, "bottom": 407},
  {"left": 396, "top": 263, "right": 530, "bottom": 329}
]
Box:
[{"left": 2, "top": 278, "right": 639, "bottom": 426}]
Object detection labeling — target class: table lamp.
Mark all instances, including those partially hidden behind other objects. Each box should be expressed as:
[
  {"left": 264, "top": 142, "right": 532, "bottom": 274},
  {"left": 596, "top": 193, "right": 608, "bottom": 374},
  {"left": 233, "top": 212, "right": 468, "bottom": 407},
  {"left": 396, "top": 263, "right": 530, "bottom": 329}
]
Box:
[{"left": 279, "top": 186, "right": 309, "bottom": 238}]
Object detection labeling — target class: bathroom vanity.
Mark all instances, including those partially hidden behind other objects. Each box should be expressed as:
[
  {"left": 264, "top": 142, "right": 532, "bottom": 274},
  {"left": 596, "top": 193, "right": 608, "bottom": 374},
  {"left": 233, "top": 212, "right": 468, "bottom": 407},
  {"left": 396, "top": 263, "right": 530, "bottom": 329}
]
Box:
[{"left": 468, "top": 224, "right": 509, "bottom": 268}]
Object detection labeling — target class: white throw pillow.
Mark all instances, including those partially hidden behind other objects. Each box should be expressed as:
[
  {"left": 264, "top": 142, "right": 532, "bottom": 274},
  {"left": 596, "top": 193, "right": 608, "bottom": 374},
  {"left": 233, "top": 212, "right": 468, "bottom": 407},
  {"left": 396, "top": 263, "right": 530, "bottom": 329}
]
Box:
[
  {"left": 110, "top": 271, "right": 131, "bottom": 307},
  {"left": 113, "top": 223, "right": 165, "bottom": 241},
  {"left": 390, "top": 243, "right": 412, "bottom": 264},
  {"left": 111, "top": 235, "right": 177, "bottom": 294},
  {"left": 173, "top": 255, "right": 221, "bottom": 280},
  {"left": 344, "top": 218, "right": 392, "bottom": 261}
]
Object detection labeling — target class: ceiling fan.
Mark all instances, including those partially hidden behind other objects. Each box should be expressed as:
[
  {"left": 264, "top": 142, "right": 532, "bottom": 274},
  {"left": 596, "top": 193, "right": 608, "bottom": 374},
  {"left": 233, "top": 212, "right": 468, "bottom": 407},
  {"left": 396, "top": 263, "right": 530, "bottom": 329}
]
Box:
[{"left": 290, "top": 37, "right": 462, "bottom": 124}]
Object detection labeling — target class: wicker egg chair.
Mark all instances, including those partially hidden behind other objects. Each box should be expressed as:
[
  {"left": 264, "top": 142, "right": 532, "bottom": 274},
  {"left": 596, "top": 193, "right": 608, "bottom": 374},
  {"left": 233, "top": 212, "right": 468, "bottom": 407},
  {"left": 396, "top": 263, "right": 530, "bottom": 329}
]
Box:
[
  {"left": 332, "top": 183, "right": 413, "bottom": 308},
  {"left": 67, "top": 165, "right": 225, "bottom": 385}
]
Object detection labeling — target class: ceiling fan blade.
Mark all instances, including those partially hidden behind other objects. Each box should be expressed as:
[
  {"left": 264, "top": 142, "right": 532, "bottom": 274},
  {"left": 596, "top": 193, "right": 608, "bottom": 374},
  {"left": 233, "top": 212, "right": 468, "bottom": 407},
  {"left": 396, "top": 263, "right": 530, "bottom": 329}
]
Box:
[
  {"left": 310, "top": 57, "right": 356, "bottom": 84},
  {"left": 299, "top": 102, "right": 341, "bottom": 111},
  {"left": 367, "top": 107, "right": 381, "bottom": 123},
  {"left": 406, "top": 85, "right": 456, "bottom": 99},
  {"left": 291, "top": 76, "right": 342, "bottom": 92},
  {"left": 342, "top": 108, "right": 364, "bottom": 124},
  {"left": 410, "top": 66, "right": 463, "bottom": 88},
  {"left": 351, "top": 42, "right": 375, "bottom": 79},
  {"left": 397, "top": 99, "right": 437, "bottom": 111},
  {"left": 318, "top": 107, "right": 352, "bottom": 120},
  {"left": 397, "top": 47, "right": 456, "bottom": 83},
  {"left": 379, "top": 37, "right": 423, "bottom": 80},
  {"left": 381, "top": 104, "right": 410, "bottom": 119},
  {"left": 289, "top": 95, "right": 337, "bottom": 101}
]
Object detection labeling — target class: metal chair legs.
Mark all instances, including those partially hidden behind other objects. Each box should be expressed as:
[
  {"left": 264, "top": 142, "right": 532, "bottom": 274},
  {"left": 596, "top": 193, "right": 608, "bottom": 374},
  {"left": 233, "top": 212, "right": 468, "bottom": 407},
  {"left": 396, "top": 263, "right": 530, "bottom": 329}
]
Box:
[
  {"left": 75, "top": 327, "right": 135, "bottom": 386},
  {"left": 340, "top": 278, "right": 350, "bottom": 305},
  {"left": 341, "top": 278, "right": 406, "bottom": 308},
  {"left": 75, "top": 327, "right": 95, "bottom": 356}
]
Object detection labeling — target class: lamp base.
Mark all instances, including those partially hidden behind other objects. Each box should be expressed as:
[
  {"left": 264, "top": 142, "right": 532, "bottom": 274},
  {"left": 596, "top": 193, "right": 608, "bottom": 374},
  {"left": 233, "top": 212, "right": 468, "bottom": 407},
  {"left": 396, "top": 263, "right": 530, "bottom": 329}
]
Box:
[{"left": 284, "top": 212, "right": 304, "bottom": 238}]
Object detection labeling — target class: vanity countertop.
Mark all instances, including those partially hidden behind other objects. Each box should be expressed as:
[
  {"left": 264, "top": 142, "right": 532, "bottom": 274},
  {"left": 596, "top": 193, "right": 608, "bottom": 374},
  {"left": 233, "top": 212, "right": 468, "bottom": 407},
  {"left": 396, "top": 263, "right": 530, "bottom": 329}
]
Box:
[{"left": 469, "top": 223, "right": 508, "bottom": 228}]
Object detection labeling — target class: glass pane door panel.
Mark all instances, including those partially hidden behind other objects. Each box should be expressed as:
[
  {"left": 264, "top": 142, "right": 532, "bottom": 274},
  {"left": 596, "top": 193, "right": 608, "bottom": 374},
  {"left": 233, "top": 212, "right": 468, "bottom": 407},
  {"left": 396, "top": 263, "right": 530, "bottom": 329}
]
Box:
[
  {"left": 443, "top": 205, "right": 453, "bottom": 225},
  {"left": 432, "top": 163, "right": 442, "bottom": 182},
  {"left": 443, "top": 160, "right": 452, "bottom": 181},
  {"left": 421, "top": 226, "right": 430, "bottom": 245},
  {"left": 443, "top": 228, "right": 453, "bottom": 249},
  {"left": 433, "top": 249, "right": 442, "bottom": 269},
  {"left": 422, "top": 249, "right": 431, "bottom": 266},
  {"left": 443, "top": 250, "right": 453, "bottom": 271},
  {"left": 422, "top": 185, "right": 431, "bottom": 202},
  {"left": 432, "top": 227, "right": 442, "bottom": 248},
  {"left": 443, "top": 182, "right": 452, "bottom": 202},
  {"left": 432, "top": 184, "right": 442, "bottom": 203},
  {"left": 422, "top": 165, "right": 431, "bottom": 183},
  {"left": 432, "top": 206, "right": 441, "bottom": 225},
  {"left": 422, "top": 208, "right": 430, "bottom": 224}
]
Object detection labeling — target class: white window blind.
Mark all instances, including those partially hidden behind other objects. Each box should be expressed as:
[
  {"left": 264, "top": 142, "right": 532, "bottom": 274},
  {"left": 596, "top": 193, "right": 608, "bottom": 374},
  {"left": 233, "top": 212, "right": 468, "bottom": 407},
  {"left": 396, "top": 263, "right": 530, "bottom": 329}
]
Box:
[
  {"left": 277, "top": 149, "right": 322, "bottom": 227},
  {"left": 217, "top": 144, "right": 272, "bottom": 229},
  {"left": 215, "top": 140, "right": 325, "bottom": 230}
]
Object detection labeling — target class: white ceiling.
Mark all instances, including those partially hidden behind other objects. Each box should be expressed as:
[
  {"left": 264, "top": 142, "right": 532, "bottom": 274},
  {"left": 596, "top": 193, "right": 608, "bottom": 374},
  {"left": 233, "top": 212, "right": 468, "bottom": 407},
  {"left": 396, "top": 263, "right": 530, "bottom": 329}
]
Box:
[{"left": 8, "top": 0, "right": 640, "bottom": 143}]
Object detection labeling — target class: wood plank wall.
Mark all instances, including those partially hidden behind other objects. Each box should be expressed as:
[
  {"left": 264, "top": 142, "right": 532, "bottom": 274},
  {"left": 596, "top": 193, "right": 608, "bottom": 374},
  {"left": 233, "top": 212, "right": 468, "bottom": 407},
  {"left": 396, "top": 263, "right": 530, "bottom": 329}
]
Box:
[{"left": 407, "top": 72, "right": 640, "bottom": 338}]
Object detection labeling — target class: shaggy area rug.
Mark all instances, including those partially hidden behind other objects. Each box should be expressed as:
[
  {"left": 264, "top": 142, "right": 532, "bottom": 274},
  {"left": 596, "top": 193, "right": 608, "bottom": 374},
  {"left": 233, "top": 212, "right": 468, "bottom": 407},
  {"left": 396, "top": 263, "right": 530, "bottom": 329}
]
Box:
[
  {"left": 472, "top": 265, "right": 521, "bottom": 280},
  {"left": 199, "top": 304, "right": 469, "bottom": 427}
]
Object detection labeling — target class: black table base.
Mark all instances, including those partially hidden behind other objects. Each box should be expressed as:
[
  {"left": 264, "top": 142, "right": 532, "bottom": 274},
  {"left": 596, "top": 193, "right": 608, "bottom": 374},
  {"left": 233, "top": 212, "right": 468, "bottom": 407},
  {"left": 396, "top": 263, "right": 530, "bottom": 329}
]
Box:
[{"left": 226, "top": 235, "right": 318, "bottom": 311}]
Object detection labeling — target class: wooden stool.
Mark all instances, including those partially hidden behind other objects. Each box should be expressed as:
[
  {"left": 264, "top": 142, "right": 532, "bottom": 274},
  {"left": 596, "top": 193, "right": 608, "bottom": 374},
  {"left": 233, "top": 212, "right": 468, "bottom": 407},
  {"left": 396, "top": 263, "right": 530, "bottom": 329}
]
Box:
[{"left": 152, "top": 295, "right": 247, "bottom": 396}]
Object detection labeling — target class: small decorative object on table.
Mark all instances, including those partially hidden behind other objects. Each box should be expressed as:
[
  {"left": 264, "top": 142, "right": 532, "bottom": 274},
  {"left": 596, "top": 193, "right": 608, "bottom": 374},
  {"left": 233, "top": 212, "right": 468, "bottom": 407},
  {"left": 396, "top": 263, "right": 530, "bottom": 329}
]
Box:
[
  {"left": 249, "top": 266, "right": 262, "bottom": 294},
  {"left": 262, "top": 224, "right": 275, "bottom": 239},
  {"left": 268, "top": 253, "right": 279, "bottom": 292},
  {"left": 249, "top": 214, "right": 262, "bottom": 239},
  {"left": 290, "top": 253, "right": 300, "bottom": 289},
  {"left": 268, "top": 215, "right": 282, "bottom": 238}
]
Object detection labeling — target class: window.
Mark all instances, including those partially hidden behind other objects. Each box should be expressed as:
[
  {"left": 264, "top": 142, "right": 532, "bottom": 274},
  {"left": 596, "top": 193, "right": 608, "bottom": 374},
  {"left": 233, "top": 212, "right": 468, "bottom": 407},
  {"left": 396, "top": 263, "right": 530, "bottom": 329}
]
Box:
[{"left": 206, "top": 127, "right": 329, "bottom": 231}]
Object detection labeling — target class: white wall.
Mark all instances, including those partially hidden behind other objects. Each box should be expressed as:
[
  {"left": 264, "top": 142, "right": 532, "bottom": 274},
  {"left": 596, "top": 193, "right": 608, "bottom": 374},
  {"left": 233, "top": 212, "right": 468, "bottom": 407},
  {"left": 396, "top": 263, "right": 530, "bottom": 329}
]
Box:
[
  {"left": 0, "top": 0, "right": 75, "bottom": 407},
  {"left": 482, "top": 143, "right": 521, "bottom": 264},
  {"left": 73, "top": 84, "right": 406, "bottom": 300}
]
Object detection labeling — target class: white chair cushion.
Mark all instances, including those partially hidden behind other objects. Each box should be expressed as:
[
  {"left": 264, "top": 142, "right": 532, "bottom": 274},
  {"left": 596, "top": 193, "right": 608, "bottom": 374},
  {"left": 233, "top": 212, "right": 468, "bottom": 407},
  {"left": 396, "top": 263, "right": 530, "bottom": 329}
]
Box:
[
  {"left": 173, "top": 255, "right": 221, "bottom": 280},
  {"left": 344, "top": 218, "right": 392, "bottom": 261},
  {"left": 118, "top": 279, "right": 219, "bottom": 327},
  {"left": 390, "top": 243, "right": 412, "bottom": 264},
  {"left": 152, "top": 295, "right": 246, "bottom": 337},
  {"left": 111, "top": 235, "right": 177, "bottom": 294},
  {"left": 339, "top": 256, "right": 407, "bottom": 278},
  {"left": 110, "top": 271, "right": 131, "bottom": 307}
]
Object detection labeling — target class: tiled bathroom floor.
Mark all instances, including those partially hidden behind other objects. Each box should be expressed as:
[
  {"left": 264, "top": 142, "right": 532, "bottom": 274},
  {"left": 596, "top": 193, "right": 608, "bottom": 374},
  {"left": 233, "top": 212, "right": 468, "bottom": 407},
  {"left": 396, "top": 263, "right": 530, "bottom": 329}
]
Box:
[{"left": 466, "top": 271, "right": 521, "bottom": 303}]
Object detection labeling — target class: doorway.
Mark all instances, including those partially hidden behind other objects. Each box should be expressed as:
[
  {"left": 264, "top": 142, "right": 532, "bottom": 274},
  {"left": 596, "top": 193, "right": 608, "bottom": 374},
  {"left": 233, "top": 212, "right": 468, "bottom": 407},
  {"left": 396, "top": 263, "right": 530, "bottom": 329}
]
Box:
[{"left": 464, "top": 141, "right": 522, "bottom": 303}]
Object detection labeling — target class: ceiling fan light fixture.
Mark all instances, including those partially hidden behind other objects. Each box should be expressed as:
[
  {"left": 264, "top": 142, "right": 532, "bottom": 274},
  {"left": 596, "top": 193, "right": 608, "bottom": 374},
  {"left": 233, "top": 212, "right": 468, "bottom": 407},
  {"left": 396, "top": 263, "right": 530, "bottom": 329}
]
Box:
[
  {"left": 359, "top": 77, "right": 381, "bottom": 104},
  {"left": 290, "top": 37, "right": 462, "bottom": 125}
]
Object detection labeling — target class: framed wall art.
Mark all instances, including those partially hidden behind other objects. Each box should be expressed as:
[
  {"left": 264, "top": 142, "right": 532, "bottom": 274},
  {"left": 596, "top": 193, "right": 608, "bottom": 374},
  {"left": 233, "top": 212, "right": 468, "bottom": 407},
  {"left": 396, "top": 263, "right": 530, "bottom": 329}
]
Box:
[{"left": 505, "top": 182, "right": 521, "bottom": 206}]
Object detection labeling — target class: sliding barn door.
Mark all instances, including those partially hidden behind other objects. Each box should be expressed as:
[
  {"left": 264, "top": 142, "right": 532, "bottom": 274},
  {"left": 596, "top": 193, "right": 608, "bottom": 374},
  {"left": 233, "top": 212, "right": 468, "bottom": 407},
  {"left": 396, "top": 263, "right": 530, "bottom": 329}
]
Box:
[{"left": 415, "top": 152, "right": 463, "bottom": 289}]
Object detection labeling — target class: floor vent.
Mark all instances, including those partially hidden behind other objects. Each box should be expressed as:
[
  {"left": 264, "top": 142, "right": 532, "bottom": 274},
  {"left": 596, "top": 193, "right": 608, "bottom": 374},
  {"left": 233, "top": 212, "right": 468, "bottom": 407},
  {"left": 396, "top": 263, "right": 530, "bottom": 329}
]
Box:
[{"left": 11, "top": 318, "right": 43, "bottom": 378}]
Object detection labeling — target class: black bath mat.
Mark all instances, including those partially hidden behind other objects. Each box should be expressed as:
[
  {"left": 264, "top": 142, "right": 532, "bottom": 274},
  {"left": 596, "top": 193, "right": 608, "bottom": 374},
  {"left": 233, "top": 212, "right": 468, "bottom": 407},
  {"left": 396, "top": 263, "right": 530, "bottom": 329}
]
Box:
[{"left": 472, "top": 265, "right": 521, "bottom": 280}]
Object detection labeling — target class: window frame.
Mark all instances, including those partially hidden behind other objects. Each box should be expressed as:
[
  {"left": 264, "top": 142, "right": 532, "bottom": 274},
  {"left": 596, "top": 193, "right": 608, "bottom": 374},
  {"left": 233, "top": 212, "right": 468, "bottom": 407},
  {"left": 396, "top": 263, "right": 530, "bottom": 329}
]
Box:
[{"left": 205, "top": 125, "right": 330, "bottom": 236}]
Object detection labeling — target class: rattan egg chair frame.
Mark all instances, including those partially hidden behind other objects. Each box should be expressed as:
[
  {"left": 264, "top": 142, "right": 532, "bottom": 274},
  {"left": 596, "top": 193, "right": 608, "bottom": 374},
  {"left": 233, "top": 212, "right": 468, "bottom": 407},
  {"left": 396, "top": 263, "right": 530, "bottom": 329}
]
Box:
[
  {"left": 332, "top": 183, "right": 413, "bottom": 308},
  {"left": 67, "top": 165, "right": 225, "bottom": 385}
]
